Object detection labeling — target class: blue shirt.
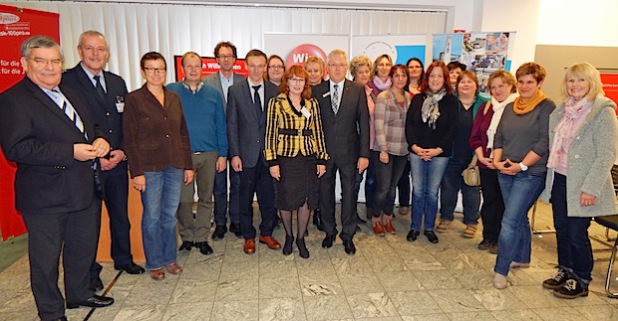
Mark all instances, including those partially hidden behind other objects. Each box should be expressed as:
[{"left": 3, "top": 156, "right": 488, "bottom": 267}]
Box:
[{"left": 166, "top": 81, "right": 228, "bottom": 156}]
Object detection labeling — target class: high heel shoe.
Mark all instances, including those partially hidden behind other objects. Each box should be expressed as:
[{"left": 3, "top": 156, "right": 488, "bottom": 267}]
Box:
[
  {"left": 283, "top": 235, "right": 294, "bottom": 255},
  {"left": 296, "top": 237, "right": 310, "bottom": 259}
]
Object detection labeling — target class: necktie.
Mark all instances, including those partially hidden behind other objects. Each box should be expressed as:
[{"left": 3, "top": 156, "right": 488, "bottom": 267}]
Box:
[
  {"left": 252, "top": 85, "right": 262, "bottom": 115},
  {"left": 53, "top": 90, "right": 84, "bottom": 133},
  {"left": 332, "top": 84, "right": 339, "bottom": 114},
  {"left": 93, "top": 75, "right": 106, "bottom": 100}
]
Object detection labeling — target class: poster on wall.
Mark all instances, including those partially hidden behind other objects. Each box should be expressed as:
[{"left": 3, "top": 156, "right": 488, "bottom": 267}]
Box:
[
  {"left": 0, "top": 4, "right": 60, "bottom": 240},
  {"left": 600, "top": 72, "right": 618, "bottom": 115},
  {"left": 173, "top": 56, "right": 247, "bottom": 82},
  {"left": 264, "top": 33, "right": 349, "bottom": 80},
  {"left": 433, "top": 32, "right": 515, "bottom": 94},
  {"left": 351, "top": 34, "right": 427, "bottom": 66}
]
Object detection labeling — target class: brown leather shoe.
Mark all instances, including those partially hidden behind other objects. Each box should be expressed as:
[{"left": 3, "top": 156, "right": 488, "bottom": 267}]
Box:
[
  {"left": 384, "top": 219, "right": 396, "bottom": 234},
  {"left": 258, "top": 235, "right": 281, "bottom": 249},
  {"left": 149, "top": 268, "right": 165, "bottom": 280},
  {"left": 166, "top": 262, "right": 183, "bottom": 275},
  {"left": 373, "top": 221, "right": 385, "bottom": 236},
  {"left": 244, "top": 239, "right": 256, "bottom": 254}
]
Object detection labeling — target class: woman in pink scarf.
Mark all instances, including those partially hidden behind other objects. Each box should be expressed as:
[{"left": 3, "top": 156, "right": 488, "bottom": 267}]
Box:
[{"left": 540, "top": 62, "right": 618, "bottom": 299}]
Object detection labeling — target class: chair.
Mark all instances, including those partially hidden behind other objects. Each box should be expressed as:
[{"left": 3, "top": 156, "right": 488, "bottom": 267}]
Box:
[
  {"left": 593, "top": 215, "right": 618, "bottom": 298},
  {"left": 592, "top": 165, "right": 618, "bottom": 297}
]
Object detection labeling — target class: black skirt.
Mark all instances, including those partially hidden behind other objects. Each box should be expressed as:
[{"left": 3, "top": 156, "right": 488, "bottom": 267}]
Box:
[{"left": 275, "top": 154, "right": 319, "bottom": 211}]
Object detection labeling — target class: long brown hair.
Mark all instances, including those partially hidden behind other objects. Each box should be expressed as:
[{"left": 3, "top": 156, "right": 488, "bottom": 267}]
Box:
[{"left": 421, "top": 61, "right": 452, "bottom": 95}]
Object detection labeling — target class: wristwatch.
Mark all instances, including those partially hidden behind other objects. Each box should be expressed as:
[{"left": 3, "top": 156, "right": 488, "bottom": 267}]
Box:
[{"left": 518, "top": 162, "right": 528, "bottom": 171}]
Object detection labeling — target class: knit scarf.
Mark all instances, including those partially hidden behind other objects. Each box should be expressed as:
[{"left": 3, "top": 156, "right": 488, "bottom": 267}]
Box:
[
  {"left": 421, "top": 88, "right": 446, "bottom": 129},
  {"left": 373, "top": 76, "right": 392, "bottom": 91},
  {"left": 486, "top": 93, "right": 518, "bottom": 151},
  {"left": 547, "top": 97, "right": 593, "bottom": 169},
  {"left": 513, "top": 90, "right": 547, "bottom": 115}
]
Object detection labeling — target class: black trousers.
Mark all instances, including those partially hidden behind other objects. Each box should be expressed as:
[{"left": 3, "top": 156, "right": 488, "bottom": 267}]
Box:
[
  {"left": 238, "top": 156, "right": 277, "bottom": 239},
  {"left": 90, "top": 163, "right": 132, "bottom": 279},
  {"left": 22, "top": 198, "right": 99, "bottom": 321},
  {"left": 319, "top": 157, "right": 357, "bottom": 241},
  {"left": 479, "top": 168, "right": 505, "bottom": 243}
]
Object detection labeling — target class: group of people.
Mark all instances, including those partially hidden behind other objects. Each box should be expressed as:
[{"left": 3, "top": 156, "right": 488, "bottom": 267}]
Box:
[{"left": 1, "top": 32, "right": 616, "bottom": 321}]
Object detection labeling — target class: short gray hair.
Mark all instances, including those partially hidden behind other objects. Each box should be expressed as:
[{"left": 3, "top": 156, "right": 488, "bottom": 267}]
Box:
[
  {"left": 78, "top": 30, "right": 109, "bottom": 49},
  {"left": 327, "top": 49, "right": 348, "bottom": 65},
  {"left": 20, "top": 35, "right": 64, "bottom": 61}
]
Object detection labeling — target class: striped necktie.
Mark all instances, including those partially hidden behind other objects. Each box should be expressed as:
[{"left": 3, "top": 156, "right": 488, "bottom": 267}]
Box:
[
  {"left": 332, "top": 84, "right": 339, "bottom": 114},
  {"left": 53, "top": 89, "right": 84, "bottom": 133}
]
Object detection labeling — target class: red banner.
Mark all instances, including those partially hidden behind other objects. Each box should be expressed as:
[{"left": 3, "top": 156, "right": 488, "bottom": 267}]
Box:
[
  {"left": 0, "top": 4, "right": 60, "bottom": 240},
  {"left": 173, "top": 56, "right": 247, "bottom": 82},
  {"left": 600, "top": 73, "right": 618, "bottom": 115}
]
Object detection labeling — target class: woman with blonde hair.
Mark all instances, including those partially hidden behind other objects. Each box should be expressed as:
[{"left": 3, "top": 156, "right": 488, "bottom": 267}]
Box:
[
  {"left": 349, "top": 55, "right": 377, "bottom": 222},
  {"left": 469, "top": 70, "right": 517, "bottom": 253},
  {"left": 367, "top": 54, "right": 393, "bottom": 96},
  {"left": 305, "top": 57, "right": 325, "bottom": 87},
  {"left": 540, "top": 62, "right": 617, "bottom": 298}
]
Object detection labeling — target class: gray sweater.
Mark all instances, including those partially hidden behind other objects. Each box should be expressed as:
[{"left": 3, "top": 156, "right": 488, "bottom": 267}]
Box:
[{"left": 494, "top": 99, "right": 556, "bottom": 174}]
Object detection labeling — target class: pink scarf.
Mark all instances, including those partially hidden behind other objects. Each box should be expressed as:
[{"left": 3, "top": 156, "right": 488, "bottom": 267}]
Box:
[
  {"left": 373, "top": 77, "right": 392, "bottom": 91},
  {"left": 547, "top": 97, "right": 593, "bottom": 172}
]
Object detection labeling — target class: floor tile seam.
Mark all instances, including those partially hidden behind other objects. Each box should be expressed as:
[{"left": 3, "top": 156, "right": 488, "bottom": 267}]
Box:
[
  {"left": 288, "top": 245, "right": 311, "bottom": 321},
  {"left": 206, "top": 236, "right": 230, "bottom": 321},
  {"left": 528, "top": 305, "right": 588, "bottom": 320}
]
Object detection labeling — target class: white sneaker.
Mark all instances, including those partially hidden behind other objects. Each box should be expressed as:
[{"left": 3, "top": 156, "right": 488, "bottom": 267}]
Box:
[{"left": 493, "top": 273, "right": 508, "bottom": 289}]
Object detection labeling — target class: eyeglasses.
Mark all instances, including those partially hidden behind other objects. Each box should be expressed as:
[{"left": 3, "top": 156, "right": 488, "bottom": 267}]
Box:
[
  {"left": 29, "top": 57, "right": 62, "bottom": 67},
  {"left": 143, "top": 67, "right": 166, "bottom": 74},
  {"left": 268, "top": 65, "right": 284, "bottom": 70},
  {"left": 217, "top": 55, "right": 234, "bottom": 60},
  {"left": 288, "top": 78, "right": 305, "bottom": 84}
]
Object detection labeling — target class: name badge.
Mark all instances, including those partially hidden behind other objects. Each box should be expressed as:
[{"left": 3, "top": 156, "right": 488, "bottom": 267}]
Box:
[
  {"left": 322, "top": 92, "right": 331, "bottom": 98},
  {"left": 115, "top": 96, "right": 125, "bottom": 113},
  {"left": 300, "top": 107, "right": 311, "bottom": 119}
]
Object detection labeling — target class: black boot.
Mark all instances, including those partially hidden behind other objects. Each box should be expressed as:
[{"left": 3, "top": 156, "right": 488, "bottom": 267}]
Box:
[
  {"left": 296, "top": 238, "right": 310, "bottom": 258},
  {"left": 313, "top": 209, "right": 324, "bottom": 231},
  {"left": 283, "top": 235, "right": 294, "bottom": 255}
]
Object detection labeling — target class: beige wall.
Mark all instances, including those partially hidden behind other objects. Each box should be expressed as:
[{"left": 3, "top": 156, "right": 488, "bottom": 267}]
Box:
[{"left": 534, "top": 45, "right": 618, "bottom": 102}]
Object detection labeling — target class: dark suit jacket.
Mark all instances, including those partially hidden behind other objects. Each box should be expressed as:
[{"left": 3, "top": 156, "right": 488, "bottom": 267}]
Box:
[
  {"left": 312, "top": 79, "right": 370, "bottom": 164},
  {"left": 227, "top": 80, "right": 279, "bottom": 168},
  {"left": 203, "top": 72, "right": 246, "bottom": 107},
  {"left": 61, "top": 63, "right": 128, "bottom": 151},
  {"left": 0, "top": 77, "right": 104, "bottom": 214}
]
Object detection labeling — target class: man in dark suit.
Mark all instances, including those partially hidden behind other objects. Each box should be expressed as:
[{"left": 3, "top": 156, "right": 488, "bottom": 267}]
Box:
[
  {"left": 227, "top": 49, "right": 281, "bottom": 254},
  {"left": 0, "top": 36, "right": 114, "bottom": 321},
  {"left": 203, "top": 41, "right": 246, "bottom": 240},
  {"left": 61, "top": 30, "right": 145, "bottom": 292},
  {"left": 312, "top": 49, "right": 370, "bottom": 255}
]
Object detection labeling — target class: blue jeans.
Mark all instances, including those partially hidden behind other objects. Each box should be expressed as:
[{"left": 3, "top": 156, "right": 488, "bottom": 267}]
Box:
[
  {"left": 551, "top": 173, "right": 593, "bottom": 284},
  {"left": 494, "top": 171, "right": 545, "bottom": 276},
  {"left": 213, "top": 167, "right": 241, "bottom": 227},
  {"left": 372, "top": 153, "right": 408, "bottom": 216},
  {"left": 439, "top": 158, "right": 481, "bottom": 225},
  {"left": 141, "top": 166, "right": 183, "bottom": 270},
  {"left": 410, "top": 155, "right": 449, "bottom": 231}
]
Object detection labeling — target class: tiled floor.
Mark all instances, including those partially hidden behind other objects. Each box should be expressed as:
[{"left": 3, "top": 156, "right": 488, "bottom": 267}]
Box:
[{"left": 0, "top": 201, "right": 617, "bottom": 320}]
